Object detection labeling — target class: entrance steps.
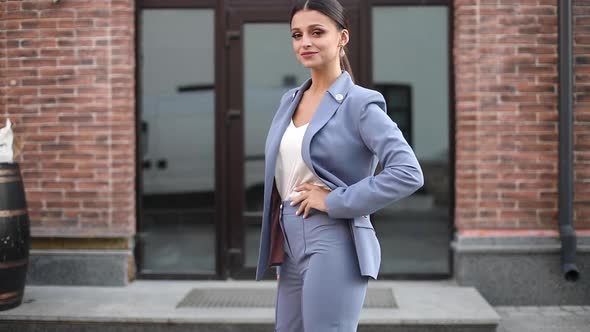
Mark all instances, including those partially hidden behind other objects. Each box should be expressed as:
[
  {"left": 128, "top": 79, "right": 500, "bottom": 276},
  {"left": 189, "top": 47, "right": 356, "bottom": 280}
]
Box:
[{"left": 0, "top": 280, "right": 499, "bottom": 332}]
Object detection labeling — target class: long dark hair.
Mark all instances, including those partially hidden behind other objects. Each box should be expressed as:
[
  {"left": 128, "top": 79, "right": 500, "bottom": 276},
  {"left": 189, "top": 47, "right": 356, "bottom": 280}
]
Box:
[{"left": 290, "top": 0, "right": 354, "bottom": 82}]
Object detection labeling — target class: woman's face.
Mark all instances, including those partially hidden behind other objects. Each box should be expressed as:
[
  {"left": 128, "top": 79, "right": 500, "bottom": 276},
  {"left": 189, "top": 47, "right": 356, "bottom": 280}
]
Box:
[{"left": 290, "top": 9, "right": 348, "bottom": 69}]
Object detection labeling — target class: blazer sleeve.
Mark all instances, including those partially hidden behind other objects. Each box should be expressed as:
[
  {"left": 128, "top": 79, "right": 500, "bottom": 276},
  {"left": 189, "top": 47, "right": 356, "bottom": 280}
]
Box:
[{"left": 324, "top": 93, "right": 424, "bottom": 219}]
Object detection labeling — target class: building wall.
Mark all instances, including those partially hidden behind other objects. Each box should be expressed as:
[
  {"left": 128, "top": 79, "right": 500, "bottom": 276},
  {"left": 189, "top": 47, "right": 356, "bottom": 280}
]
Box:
[
  {"left": 0, "top": 0, "right": 136, "bottom": 238},
  {"left": 454, "top": 0, "right": 589, "bottom": 235},
  {"left": 453, "top": 0, "right": 590, "bottom": 305}
]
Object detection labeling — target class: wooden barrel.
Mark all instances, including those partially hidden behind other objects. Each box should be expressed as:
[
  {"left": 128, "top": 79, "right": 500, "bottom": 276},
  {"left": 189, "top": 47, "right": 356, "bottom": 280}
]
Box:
[{"left": 0, "top": 163, "right": 30, "bottom": 311}]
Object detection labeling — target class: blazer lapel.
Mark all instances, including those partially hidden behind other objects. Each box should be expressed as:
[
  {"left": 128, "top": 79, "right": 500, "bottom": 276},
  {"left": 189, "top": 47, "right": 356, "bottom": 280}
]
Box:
[
  {"left": 301, "top": 71, "right": 354, "bottom": 188},
  {"left": 265, "top": 71, "right": 354, "bottom": 190}
]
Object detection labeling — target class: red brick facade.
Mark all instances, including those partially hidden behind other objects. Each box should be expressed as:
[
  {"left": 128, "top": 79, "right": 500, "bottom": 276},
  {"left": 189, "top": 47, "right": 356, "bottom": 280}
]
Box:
[
  {"left": 0, "top": 0, "right": 136, "bottom": 237},
  {"left": 454, "top": 0, "right": 590, "bottom": 235}
]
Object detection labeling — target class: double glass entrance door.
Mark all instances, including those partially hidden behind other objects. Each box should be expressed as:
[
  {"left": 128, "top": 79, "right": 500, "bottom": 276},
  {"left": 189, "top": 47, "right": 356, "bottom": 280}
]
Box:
[
  {"left": 136, "top": 3, "right": 451, "bottom": 280},
  {"left": 137, "top": 7, "right": 308, "bottom": 278}
]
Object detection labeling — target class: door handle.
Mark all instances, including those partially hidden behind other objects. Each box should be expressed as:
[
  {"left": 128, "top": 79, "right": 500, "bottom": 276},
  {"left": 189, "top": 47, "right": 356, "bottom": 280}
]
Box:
[
  {"left": 225, "top": 109, "right": 241, "bottom": 126},
  {"left": 157, "top": 159, "right": 167, "bottom": 169},
  {"left": 141, "top": 121, "right": 148, "bottom": 156}
]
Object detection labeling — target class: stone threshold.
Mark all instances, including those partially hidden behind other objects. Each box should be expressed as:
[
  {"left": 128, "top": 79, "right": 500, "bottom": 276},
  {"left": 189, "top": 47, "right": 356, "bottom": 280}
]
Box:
[{"left": 0, "top": 280, "right": 499, "bottom": 331}]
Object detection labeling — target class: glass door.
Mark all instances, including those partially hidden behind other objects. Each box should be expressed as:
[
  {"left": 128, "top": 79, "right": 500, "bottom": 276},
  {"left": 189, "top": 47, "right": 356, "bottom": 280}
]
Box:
[{"left": 136, "top": 8, "right": 217, "bottom": 278}]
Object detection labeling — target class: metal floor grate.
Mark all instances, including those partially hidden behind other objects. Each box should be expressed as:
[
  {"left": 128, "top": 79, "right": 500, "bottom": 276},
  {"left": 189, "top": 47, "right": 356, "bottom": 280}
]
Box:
[{"left": 176, "top": 287, "right": 397, "bottom": 309}]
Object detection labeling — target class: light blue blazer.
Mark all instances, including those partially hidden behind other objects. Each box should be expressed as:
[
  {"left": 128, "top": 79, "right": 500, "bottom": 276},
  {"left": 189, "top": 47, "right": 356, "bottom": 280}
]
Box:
[{"left": 255, "top": 71, "right": 424, "bottom": 281}]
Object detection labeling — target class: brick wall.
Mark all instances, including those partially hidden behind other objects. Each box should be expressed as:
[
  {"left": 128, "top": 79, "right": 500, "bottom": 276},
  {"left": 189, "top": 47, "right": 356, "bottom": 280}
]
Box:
[
  {"left": 0, "top": 0, "right": 136, "bottom": 237},
  {"left": 454, "top": 0, "right": 589, "bottom": 234}
]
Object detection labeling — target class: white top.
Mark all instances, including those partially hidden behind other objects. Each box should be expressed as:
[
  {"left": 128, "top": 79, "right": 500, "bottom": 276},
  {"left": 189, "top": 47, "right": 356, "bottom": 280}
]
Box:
[{"left": 274, "top": 118, "right": 330, "bottom": 201}]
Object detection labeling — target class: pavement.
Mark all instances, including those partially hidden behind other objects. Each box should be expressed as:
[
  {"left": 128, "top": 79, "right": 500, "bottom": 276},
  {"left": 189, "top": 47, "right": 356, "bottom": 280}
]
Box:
[{"left": 496, "top": 306, "right": 590, "bottom": 332}]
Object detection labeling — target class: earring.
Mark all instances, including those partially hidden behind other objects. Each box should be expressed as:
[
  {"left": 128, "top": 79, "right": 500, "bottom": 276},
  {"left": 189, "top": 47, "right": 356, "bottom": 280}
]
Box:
[{"left": 340, "top": 48, "right": 345, "bottom": 57}]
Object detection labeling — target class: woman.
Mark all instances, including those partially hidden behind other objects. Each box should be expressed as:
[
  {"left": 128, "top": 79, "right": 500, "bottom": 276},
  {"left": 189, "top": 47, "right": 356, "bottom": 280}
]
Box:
[{"left": 255, "top": 0, "right": 424, "bottom": 330}]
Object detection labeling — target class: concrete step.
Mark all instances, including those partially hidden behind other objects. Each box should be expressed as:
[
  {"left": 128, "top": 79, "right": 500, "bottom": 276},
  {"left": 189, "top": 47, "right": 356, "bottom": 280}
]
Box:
[{"left": 0, "top": 280, "right": 500, "bottom": 332}]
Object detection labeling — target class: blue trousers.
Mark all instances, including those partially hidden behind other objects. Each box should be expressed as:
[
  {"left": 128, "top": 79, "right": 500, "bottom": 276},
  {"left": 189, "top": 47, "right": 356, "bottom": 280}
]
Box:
[{"left": 275, "top": 200, "right": 368, "bottom": 332}]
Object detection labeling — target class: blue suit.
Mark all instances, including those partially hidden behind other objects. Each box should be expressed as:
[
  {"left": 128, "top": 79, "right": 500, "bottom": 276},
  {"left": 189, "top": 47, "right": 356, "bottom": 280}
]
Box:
[{"left": 256, "top": 71, "right": 424, "bottom": 281}]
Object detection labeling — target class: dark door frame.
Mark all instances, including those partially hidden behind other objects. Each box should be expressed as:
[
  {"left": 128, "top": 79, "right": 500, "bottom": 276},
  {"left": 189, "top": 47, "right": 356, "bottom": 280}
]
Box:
[
  {"left": 225, "top": 7, "right": 292, "bottom": 279},
  {"left": 134, "top": 0, "right": 456, "bottom": 281},
  {"left": 134, "top": 0, "right": 224, "bottom": 280}
]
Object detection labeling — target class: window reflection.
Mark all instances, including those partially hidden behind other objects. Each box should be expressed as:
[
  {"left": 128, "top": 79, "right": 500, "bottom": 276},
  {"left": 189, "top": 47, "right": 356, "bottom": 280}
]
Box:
[{"left": 139, "top": 9, "right": 216, "bottom": 274}]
